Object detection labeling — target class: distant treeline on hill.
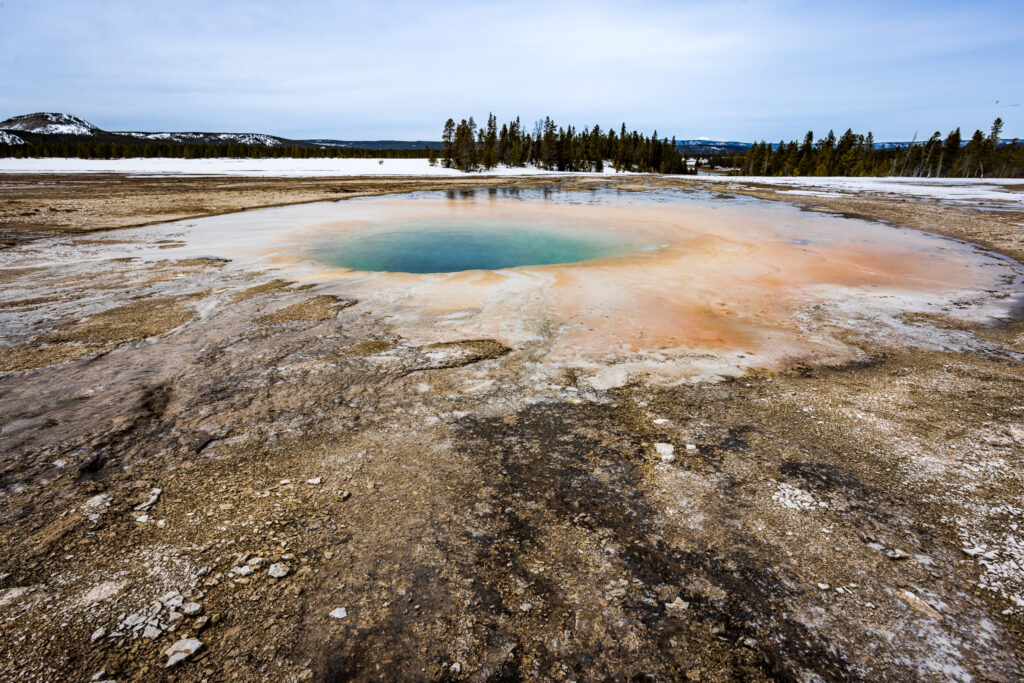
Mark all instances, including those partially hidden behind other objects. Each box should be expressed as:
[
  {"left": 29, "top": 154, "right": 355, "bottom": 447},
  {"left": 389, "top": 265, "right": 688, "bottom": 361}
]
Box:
[
  {"left": 732, "top": 118, "right": 1024, "bottom": 178},
  {"left": 0, "top": 140, "right": 432, "bottom": 160},
  {"left": 436, "top": 115, "right": 695, "bottom": 174}
]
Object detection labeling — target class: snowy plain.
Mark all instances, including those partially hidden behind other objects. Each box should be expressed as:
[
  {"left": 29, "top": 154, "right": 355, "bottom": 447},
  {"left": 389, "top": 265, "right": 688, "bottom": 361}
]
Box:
[
  {"left": 698, "top": 174, "right": 1024, "bottom": 205},
  {"left": 1, "top": 157, "right": 1022, "bottom": 206},
  {"left": 0, "top": 157, "right": 625, "bottom": 177}
]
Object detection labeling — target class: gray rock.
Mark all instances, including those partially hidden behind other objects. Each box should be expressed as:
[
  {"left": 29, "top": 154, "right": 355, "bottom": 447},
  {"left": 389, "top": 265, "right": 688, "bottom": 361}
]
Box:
[
  {"left": 329, "top": 607, "right": 347, "bottom": 619},
  {"left": 268, "top": 562, "right": 290, "bottom": 579},
  {"left": 90, "top": 627, "right": 106, "bottom": 643},
  {"left": 181, "top": 602, "right": 202, "bottom": 615},
  {"left": 164, "top": 638, "right": 203, "bottom": 667},
  {"left": 134, "top": 488, "right": 162, "bottom": 511}
]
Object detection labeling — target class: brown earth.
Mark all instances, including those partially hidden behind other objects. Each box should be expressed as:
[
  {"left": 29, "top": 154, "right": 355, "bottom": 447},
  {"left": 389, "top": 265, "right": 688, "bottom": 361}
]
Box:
[{"left": 0, "top": 174, "right": 1022, "bottom": 682}]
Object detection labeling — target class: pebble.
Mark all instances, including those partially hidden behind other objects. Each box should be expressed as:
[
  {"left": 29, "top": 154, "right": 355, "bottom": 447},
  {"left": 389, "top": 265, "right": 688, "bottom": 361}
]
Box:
[
  {"left": 898, "top": 590, "right": 942, "bottom": 620},
  {"left": 90, "top": 627, "right": 106, "bottom": 643},
  {"left": 654, "top": 443, "right": 675, "bottom": 463},
  {"left": 307, "top": 478, "right": 322, "bottom": 485},
  {"left": 886, "top": 548, "right": 910, "bottom": 560},
  {"left": 340, "top": 490, "right": 352, "bottom": 501},
  {"left": 135, "top": 515, "right": 149, "bottom": 523},
  {"left": 133, "top": 488, "right": 162, "bottom": 511},
  {"left": 817, "top": 583, "right": 830, "bottom": 590},
  {"left": 450, "top": 662, "right": 462, "bottom": 674},
  {"left": 329, "top": 607, "right": 348, "bottom": 619},
  {"left": 653, "top": 418, "right": 669, "bottom": 425},
  {"left": 685, "top": 444, "right": 698, "bottom": 451},
  {"left": 665, "top": 597, "right": 690, "bottom": 616},
  {"left": 520, "top": 602, "right": 533, "bottom": 613},
  {"left": 268, "top": 563, "right": 290, "bottom": 579},
  {"left": 193, "top": 615, "right": 210, "bottom": 631},
  {"left": 142, "top": 625, "right": 162, "bottom": 639},
  {"left": 232, "top": 565, "right": 254, "bottom": 577},
  {"left": 181, "top": 602, "right": 202, "bottom": 616},
  {"left": 164, "top": 638, "right": 203, "bottom": 667}
]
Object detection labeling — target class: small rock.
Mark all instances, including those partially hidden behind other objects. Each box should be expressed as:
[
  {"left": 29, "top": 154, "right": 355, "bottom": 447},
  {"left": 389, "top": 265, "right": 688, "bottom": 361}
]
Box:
[
  {"left": 232, "top": 565, "right": 254, "bottom": 577},
  {"left": 90, "top": 627, "right": 106, "bottom": 643},
  {"left": 341, "top": 490, "right": 351, "bottom": 501},
  {"left": 181, "top": 602, "right": 202, "bottom": 616},
  {"left": 898, "top": 590, "right": 942, "bottom": 620},
  {"left": 133, "top": 488, "right": 162, "bottom": 511},
  {"left": 135, "top": 515, "right": 150, "bottom": 523},
  {"left": 193, "top": 615, "right": 210, "bottom": 631},
  {"left": 164, "top": 638, "right": 203, "bottom": 667},
  {"left": 247, "top": 556, "right": 263, "bottom": 568},
  {"left": 329, "top": 607, "right": 347, "bottom": 619},
  {"left": 268, "top": 563, "right": 290, "bottom": 579},
  {"left": 654, "top": 443, "right": 675, "bottom": 463},
  {"left": 520, "top": 602, "right": 533, "bottom": 613},
  {"left": 142, "top": 624, "right": 162, "bottom": 639},
  {"left": 886, "top": 548, "right": 910, "bottom": 560},
  {"left": 653, "top": 418, "right": 669, "bottom": 425},
  {"left": 307, "top": 478, "right": 322, "bottom": 485},
  {"left": 665, "top": 597, "right": 690, "bottom": 616},
  {"left": 817, "top": 583, "right": 830, "bottom": 590},
  {"left": 450, "top": 662, "right": 462, "bottom": 674},
  {"left": 685, "top": 444, "right": 698, "bottom": 451}
]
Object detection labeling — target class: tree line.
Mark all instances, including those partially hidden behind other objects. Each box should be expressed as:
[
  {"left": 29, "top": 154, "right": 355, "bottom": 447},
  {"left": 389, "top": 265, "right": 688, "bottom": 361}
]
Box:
[
  {"left": 436, "top": 114, "right": 695, "bottom": 174},
  {"left": 732, "top": 118, "right": 1023, "bottom": 177},
  {"left": 0, "top": 140, "right": 432, "bottom": 160}
]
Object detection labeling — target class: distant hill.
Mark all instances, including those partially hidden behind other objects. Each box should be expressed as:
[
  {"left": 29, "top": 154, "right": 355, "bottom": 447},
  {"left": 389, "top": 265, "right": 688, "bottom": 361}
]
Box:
[
  {"left": 0, "top": 113, "right": 442, "bottom": 151},
  {"left": 305, "top": 139, "right": 443, "bottom": 150},
  {"left": 674, "top": 137, "right": 1021, "bottom": 155},
  {"left": 673, "top": 139, "right": 752, "bottom": 155},
  {"left": 0, "top": 112, "right": 305, "bottom": 148}
]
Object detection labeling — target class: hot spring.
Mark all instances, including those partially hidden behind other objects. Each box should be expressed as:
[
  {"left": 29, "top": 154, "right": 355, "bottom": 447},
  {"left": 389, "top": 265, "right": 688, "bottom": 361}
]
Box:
[{"left": 32, "top": 186, "right": 1024, "bottom": 385}]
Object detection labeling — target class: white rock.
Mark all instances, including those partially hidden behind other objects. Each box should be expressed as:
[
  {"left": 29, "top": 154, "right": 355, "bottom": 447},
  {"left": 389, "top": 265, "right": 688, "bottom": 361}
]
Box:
[
  {"left": 232, "top": 565, "right": 254, "bottom": 577},
  {"left": 307, "top": 478, "right": 322, "bottom": 485},
  {"left": 268, "top": 563, "right": 290, "bottom": 579},
  {"left": 520, "top": 602, "right": 533, "bottom": 613},
  {"left": 817, "top": 583, "right": 830, "bottom": 590},
  {"left": 142, "top": 625, "right": 162, "bottom": 639},
  {"left": 685, "top": 444, "right": 698, "bottom": 451},
  {"left": 653, "top": 418, "right": 669, "bottom": 425},
  {"left": 450, "top": 662, "right": 462, "bottom": 674},
  {"left": 329, "top": 607, "right": 347, "bottom": 619},
  {"left": 246, "top": 556, "right": 263, "bottom": 568},
  {"left": 181, "top": 602, "right": 202, "bottom": 615},
  {"left": 160, "top": 591, "right": 183, "bottom": 607},
  {"left": 90, "top": 627, "right": 106, "bottom": 642},
  {"left": 654, "top": 443, "right": 675, "bottom": 463},
  {"left": 135, "top": 515, "right": 149, "bottom": 523},
  {"left": 134, "top": 488, "right": 162, "bottom": 511},
  {"left": 665, "top": 597, "right": 689, "bottom": 615},
  {"left": 164, "top": 638, "right": 203, "bottom": 667}
]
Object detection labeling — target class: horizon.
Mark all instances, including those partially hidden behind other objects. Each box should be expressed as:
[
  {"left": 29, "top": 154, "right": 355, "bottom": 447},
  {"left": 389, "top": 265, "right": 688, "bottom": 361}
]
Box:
[{"left": 1, "top": 1, "right": 1021, "bottom": 141}]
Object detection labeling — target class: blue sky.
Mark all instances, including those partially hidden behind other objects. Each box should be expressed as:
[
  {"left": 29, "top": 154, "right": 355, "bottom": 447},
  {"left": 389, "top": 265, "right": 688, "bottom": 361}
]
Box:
[{"left": 1, "top": 0, "right": 1021, "bottom": 141}]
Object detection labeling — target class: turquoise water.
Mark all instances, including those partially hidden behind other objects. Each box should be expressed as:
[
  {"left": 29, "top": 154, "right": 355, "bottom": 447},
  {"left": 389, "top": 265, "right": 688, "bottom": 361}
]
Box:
[{"left": 309, "top": 218, "right": 643, "bottom": 273}]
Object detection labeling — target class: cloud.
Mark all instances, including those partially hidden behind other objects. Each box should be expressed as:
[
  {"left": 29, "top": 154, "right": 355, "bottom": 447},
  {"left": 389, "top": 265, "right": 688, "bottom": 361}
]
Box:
[{"left": 1, "top": 0, "right": 1021, "bottom": 139}]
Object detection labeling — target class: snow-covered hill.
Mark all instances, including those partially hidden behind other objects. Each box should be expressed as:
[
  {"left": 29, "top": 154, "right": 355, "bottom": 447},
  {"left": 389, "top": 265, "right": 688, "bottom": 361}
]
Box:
[
  {"left": 0, "top": 131, "right": 26, "bottom": 145},
  {"left": 119, "top": 131, "right": 287, "bottom": 146},
  {"left": 0, "top": 112, "right": 100, "bottom": 136}
]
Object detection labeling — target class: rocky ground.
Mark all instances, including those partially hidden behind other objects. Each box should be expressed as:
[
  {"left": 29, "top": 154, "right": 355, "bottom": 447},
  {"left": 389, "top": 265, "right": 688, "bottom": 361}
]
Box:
[{"left": 1, "top": 174, "right": 1023, "bottom": 681}]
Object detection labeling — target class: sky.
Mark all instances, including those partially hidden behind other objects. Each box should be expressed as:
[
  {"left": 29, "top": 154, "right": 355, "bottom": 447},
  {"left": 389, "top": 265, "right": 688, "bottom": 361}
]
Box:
[{"left": 1, "top": 0, "right": 1022, "bottom": 141}]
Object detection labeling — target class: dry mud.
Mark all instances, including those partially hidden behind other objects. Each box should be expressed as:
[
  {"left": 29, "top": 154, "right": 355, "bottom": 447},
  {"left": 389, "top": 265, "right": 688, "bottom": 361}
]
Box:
[{"left": 1, "top": 174, "right": 1023, "bottom": 682}]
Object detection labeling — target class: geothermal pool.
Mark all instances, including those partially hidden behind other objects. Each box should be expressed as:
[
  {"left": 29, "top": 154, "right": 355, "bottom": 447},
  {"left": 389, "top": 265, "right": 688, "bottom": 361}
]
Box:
[{"left": 7, "top": 186, "right": 1023, "bottom": 385}]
